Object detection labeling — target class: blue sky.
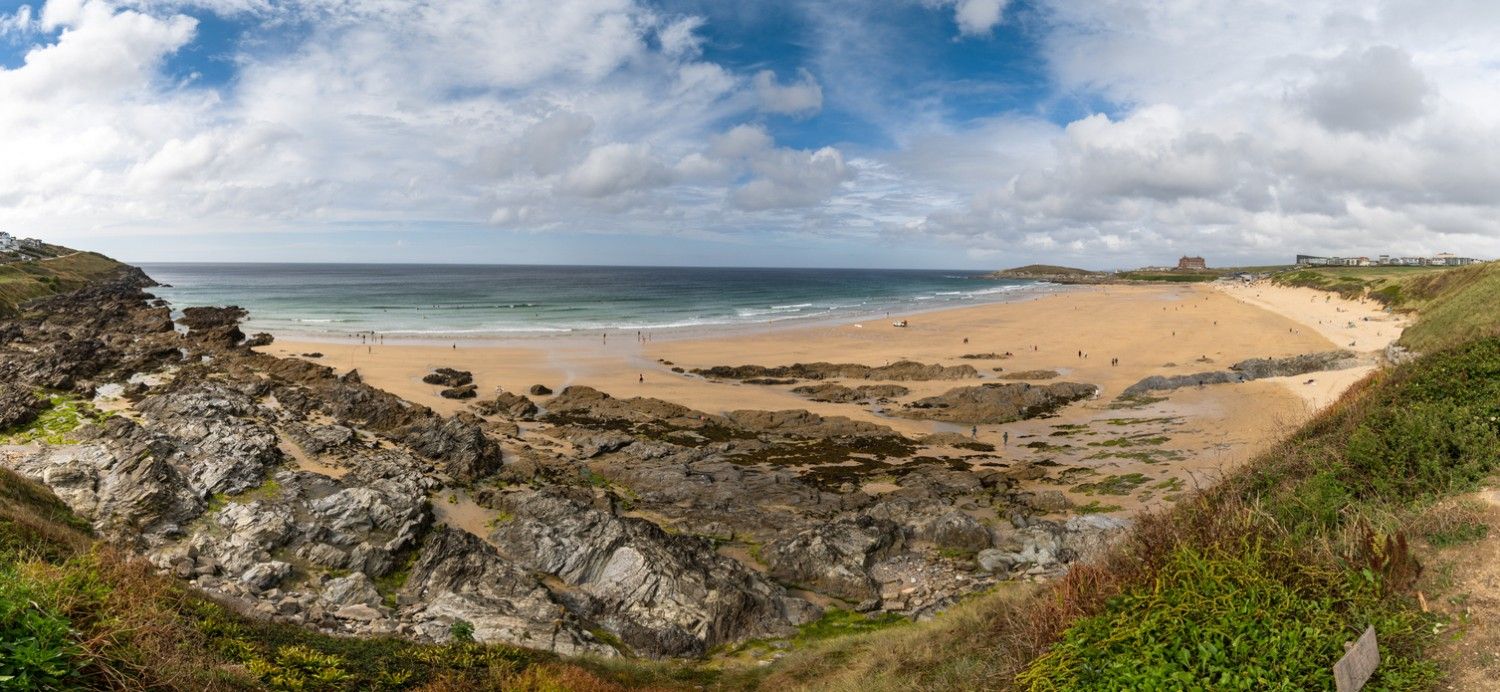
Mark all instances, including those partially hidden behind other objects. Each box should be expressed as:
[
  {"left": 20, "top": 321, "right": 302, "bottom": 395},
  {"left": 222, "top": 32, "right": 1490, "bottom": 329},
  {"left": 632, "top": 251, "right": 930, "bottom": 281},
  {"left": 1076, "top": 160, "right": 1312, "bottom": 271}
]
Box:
[{"left": 3, "top": 0, "right": 1500, "bottom": 268}]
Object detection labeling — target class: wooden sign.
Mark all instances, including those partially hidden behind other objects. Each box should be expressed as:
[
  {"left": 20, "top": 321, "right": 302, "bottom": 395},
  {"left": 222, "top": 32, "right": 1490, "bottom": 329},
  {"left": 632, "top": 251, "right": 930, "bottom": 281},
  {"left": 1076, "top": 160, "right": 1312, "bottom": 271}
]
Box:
[{"left": 1334, "top": 625, "right": 1379, "bottom": 692}]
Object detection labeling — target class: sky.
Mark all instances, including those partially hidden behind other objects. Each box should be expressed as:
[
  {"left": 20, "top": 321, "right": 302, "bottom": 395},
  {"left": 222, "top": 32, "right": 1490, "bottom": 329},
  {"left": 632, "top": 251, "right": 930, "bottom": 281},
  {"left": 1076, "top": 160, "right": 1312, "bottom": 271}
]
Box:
[{"left": 2, "top": 0, "right": 1500, "bottom": 269}]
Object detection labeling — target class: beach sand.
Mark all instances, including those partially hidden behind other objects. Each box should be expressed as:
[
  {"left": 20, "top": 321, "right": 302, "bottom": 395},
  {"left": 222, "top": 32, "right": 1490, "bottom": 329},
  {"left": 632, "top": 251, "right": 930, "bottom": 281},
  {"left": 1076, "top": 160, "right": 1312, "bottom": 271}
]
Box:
[{"left": 264, "top": 281, "right": 1403, "bottom": 515}]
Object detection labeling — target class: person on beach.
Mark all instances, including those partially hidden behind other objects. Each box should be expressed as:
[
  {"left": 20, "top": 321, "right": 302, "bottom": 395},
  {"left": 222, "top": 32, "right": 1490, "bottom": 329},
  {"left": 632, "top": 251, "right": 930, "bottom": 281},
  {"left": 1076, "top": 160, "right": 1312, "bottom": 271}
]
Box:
[
  {"left": 1003, "top": 431, "right": 1009, "bottom": 446},
  {"left": 971, "top": 425, "right": 977, "bottom": 438},
  {"left": 639, "top": 373, "right": 644, "bottom": 384}
]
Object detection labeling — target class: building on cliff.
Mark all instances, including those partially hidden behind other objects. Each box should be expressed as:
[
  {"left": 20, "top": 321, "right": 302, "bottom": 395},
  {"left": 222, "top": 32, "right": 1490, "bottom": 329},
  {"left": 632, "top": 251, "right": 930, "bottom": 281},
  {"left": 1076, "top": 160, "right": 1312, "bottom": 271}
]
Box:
[{"left": 1176, "top": 256, "right": 1207, "bottom": 270}]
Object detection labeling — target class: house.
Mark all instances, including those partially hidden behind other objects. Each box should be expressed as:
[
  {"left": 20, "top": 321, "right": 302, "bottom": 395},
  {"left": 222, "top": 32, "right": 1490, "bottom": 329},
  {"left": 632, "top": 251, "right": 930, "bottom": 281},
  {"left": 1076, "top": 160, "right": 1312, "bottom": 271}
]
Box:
[
  {"left": 0, "top": 232, "right": 16, "bottom": 252},
  {"left": 18, "top": 237, "right": 42, "bottom": 250},
  {"left": 1177, "top": 255, "right": 1207, "bottom": 270}
]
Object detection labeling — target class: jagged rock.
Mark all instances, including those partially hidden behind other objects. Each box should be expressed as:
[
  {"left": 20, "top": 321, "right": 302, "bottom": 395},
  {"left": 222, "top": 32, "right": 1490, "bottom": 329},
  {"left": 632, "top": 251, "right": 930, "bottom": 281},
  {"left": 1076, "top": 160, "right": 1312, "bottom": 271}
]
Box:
[
  {"left": 439, "top": 384, "right": 477, "bottom": 399},
  {"left": 135, "top": 382, "right": 284, "bottom": 496},
  {"left": 900, "top": 382, "right": 1097, "bottom": 424},
  {"left": 791, "top": 383, "right": 910, "bottom": 403},
  {"left": 693, "top": 360, "right": 978, "bottom": 382},
  {"left": 761, "top": 516, "right": 904, "bottom": 604},
  {"left": 1121, "top": 371, "right": 1244, "bottom": 397},
  {"left": 1229, "top": 350, "right": 1357, "bottom": 379},
  {"left": 1020, "top": 490, "right": 1072, "bottom": 513},
  {"left": 1120, "top": 351, "right": 1358, "bottom": 398},
  {"left": 978, "top": 515, "right": 1130, "bottom": 576},
  {"left": 322, "top": 573, "right": 382, "bottom": 607},
  {"left": 423, "top": 368, "right": 473, "bottom": 388},
  {"left": 177, "top": 306, "right": 248, "bottom": 346},
  {"left": 244, "top": 332, "right": 275, "bottom": 348},
  {"left": 914, "top": 510, "right": 992, "bottom": 552},
  {"left": 0, "top": 383, "right": 42, "bottom": 430},
  {"left": 400, "top": 528, "right": 609, "bottom": 655},
  {"left": 475, "top": 391, "right": 538, "bottom": 419},
  {"left": 6, "top": 418, "right": 204, "bottom": 546},
  {"left": 242, "top": 561, "right": 293, "bottom": 592},
  {"left": 490, "top": 488, "right": 809, "bottom": 657},
  {"left": 398, "top": 413, "right": 502, "bottom": 482}
]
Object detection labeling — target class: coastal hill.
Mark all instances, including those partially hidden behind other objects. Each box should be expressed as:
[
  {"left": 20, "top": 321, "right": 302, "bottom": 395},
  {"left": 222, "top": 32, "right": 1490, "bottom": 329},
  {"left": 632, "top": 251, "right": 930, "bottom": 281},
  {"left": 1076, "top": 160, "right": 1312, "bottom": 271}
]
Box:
[
  {"left": 0, "top": 244, "right": 136, "bottom": 315},
  {"left": 2, "top": 250, "right": 1500, "bottom": 688},
  {"left": 986, "top": 264, "right": 1109, "bottom": 283}
]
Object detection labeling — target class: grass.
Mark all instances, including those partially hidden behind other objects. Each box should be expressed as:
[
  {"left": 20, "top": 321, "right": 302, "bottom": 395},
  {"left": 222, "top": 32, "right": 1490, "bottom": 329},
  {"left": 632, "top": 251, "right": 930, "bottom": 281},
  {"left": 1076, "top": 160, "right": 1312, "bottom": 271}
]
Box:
[
  {"left": 1016, "top": 543, "right": 1435, "bottom": 690},
  {"left": 0, "top": 252, "right": 132, "bottom": 316}
]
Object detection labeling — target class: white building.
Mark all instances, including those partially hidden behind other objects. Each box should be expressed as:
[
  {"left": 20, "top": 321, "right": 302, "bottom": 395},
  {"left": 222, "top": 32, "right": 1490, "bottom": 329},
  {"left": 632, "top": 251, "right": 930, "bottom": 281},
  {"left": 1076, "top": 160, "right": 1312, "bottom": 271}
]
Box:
[{"left": 0, "top": 232, "right": 15, "bottom": 251}]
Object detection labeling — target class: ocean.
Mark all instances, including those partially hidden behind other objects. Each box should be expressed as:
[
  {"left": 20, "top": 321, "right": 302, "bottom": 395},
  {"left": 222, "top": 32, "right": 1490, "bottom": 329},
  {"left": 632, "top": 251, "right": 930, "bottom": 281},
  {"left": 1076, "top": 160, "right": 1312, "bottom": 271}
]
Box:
[{"left": 138, "top": 263, "right": 1047, "bottom": 339}]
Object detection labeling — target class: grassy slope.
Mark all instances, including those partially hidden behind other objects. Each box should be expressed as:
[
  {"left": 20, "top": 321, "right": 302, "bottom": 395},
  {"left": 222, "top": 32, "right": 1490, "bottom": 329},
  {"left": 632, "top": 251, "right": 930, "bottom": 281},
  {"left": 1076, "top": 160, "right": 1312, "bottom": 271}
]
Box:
[{"left": 0, "top": 251, "right": 134, "bottom": 315}]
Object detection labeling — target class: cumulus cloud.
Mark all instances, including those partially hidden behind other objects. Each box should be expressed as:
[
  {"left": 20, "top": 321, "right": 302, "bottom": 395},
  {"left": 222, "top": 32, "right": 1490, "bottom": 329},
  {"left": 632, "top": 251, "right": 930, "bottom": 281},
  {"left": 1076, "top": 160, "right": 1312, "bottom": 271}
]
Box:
[
  {"left": 924, "top": 0, "right": 1008, "bottom": 37},
  {"left": 752, "top": 68, "right": 823, "bottom": 117},
  {"left": 557, "top": 143, "right": 672, "bottom": 198}
]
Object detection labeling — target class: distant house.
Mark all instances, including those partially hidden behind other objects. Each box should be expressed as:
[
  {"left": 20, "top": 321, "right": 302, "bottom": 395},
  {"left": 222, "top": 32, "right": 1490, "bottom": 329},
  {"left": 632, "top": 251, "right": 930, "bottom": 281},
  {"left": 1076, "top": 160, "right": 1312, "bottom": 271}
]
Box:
[
  {"left": 1297, "top": 252, "right": 1483, "bottom": 267},
  {"left": 0, "top": 232, "right": 15, "bottom": 251},
  {"left": 1177, "top": 256, "right": 1207, "bottom": 270},
  {"left": 18, "top": 237, "right": 42, "bottom": 250}
]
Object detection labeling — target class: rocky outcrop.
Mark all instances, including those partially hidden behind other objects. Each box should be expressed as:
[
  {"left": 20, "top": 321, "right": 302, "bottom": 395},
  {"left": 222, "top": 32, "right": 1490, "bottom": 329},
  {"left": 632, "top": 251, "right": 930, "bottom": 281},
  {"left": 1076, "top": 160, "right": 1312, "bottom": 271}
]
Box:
[
  {"left": 0, "top": 383, "right": 42, "bottom": 430},
  {"left": 692, "top": 360, "right": 978, "bottom": 382},
  {"left": 1121, "top": 371, "right": 1244, "bottom": 397},
  {"left": 528, "top": 384, "right": 553, "bottom": 396},
  {"left": 398, "top": 528, "right": 609, "bottom": 655},
  {"left": 475, "top": 391, "right": 538, "bottom": 419},
  {"left": 439, "top": 384, "right": 477, "bottom": 399},
  {"left": 1229, "top": 350, "right": 1357, "bottom": 379},
  {"left": 422, "top": 368, "right": 473, "bottom": 387},
  {"left": 761, "top": 516, "right": 904, "bottom": 606},
  {"left": 1120, "top": 350, "right": 1358, "bottom": 398},
  {"left": 791, "top": 383, "right": 909, "bottom": 403},
  {"left": 900, "top": 382, "right": 1097, "bottom": 424},
  {"left": 976, "top": 515, "right": 1130, "bottom": 578},
  {"left": 489, "top": 487, "right": 812, "bottom": 657}
]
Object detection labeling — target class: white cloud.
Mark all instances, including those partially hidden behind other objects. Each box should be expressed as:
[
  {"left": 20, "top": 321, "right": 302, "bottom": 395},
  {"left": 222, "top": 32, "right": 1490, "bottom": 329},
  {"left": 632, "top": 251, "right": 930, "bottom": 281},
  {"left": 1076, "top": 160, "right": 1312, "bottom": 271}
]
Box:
[
  {"left": 557, "top": 143, "right": 672, "bottom": 198},
  {"left": 924, "top": 0, "right": 1008, "bottom": 37},
  {"left": 752, "top": 68, "right": 823, "bottom": 117}
]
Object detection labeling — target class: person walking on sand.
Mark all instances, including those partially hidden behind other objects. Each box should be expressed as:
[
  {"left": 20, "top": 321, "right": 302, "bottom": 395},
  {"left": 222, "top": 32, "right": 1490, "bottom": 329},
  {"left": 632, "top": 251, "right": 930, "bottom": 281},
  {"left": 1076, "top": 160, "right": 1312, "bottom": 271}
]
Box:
[
  {"left": 639, "top": 373, "right": 644, "bottom": 384},
  {"left": 1003, "top": 431, "right": 1009, "bottom": 447},
  {"left": 971, "top": 425, "right": 978, "bottom": 438}
]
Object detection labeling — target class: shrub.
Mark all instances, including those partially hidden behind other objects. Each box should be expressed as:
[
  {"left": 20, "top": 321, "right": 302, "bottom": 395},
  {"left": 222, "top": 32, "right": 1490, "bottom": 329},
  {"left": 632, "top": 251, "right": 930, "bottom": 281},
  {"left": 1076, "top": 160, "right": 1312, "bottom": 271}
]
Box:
[
  {"left": 1016, "top": 544, "right": 1433, "bottom": 691},
  {"left": 0, "top": 565, "right": 82, "bottom": 690}
]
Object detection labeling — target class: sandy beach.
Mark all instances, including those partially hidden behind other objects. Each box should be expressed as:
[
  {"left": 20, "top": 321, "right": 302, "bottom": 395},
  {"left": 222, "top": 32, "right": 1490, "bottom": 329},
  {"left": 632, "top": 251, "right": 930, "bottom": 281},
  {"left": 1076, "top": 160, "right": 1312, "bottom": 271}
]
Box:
[{"left": 262, "top": 280, "right": 1405, "bottom": 515}]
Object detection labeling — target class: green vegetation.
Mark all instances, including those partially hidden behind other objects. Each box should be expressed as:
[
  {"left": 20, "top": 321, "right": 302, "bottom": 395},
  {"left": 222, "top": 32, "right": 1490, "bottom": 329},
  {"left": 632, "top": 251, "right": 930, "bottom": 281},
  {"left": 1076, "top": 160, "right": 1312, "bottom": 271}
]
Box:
[
  {"left": 1017, "top": 544, "right": 1435, "bottom": 690},
  {"left": 1074, "top": 501, "right": 1123, "bottom": 515},
  {"left": 0, "top": 251, "right": 131, "bottom": 315},
  {"left": 1, "top": 393, "right": 112, "bottom": 445},
  {"left": 1114, "top": 270, "right": 1220, "bottom": 283},
  {"left": 1071, "top": 473, "right": 1149, "bottom": 496}
]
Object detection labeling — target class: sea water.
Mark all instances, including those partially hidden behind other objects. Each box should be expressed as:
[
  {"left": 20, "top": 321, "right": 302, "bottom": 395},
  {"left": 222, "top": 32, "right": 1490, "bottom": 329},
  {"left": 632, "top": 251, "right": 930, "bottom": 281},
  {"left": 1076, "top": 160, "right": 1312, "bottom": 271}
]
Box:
[{"left": 140, "top": 263, "right": 1047, "bottom": 339}]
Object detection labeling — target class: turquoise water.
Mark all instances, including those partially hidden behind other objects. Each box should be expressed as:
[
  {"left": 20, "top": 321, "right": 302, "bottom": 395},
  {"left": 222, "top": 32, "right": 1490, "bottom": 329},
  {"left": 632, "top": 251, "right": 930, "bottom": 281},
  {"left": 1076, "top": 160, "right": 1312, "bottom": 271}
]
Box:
[{"left": 140, "top": 263, "right": 1046, "bottom": 338}]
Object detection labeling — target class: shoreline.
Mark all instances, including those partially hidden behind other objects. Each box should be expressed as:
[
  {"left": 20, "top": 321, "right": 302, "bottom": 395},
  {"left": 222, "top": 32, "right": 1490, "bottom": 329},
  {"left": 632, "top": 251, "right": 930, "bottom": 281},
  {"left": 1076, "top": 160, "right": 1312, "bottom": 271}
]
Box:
[{"left": 216, "top": 281, "right": 1073, "bottom": 347}]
